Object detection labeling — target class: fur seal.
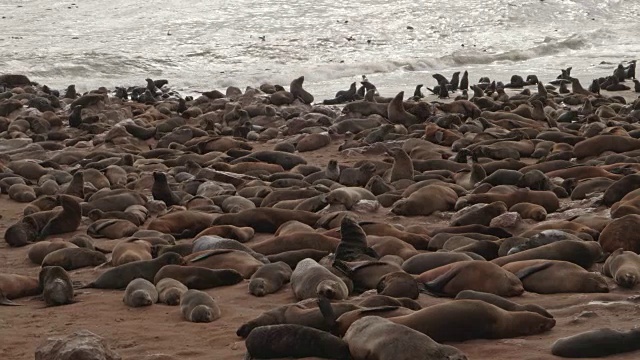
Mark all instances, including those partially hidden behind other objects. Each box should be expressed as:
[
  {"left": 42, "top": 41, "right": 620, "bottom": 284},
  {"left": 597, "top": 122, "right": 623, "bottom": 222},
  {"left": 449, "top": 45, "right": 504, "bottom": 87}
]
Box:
[
  {"left": 249, "top": 261, "right": 292, "bottom": 297},
  {"left": 154, "top": 265, "right": 243, "bottom": 289},
  {"left": 603, "top": 248, "right": 640, "bottom": 288},
  {"left": 344, "top": 316, "right": 468, "bottom": 360},
  {"left": 155, "top": 278, "right": 188, "bottom": 305},
  {"left": 147, "top": 211, "right": 215, "bottom": 238},
  {"left": 492, "top": 240, "right": 603, "bottom": 269},
  {"left": 0, "top": 274, "right": 40, "bottom": 304},
  {"left": 123, "top": 278, "right": 158, "bottom": 307},
  {"left": 290, "top": 76, "right": 314, "bottom": 104},
  {"left": 180, "top": 289, "right": 221, "bottom": 323},
  {"left": 387, "top": 91, "right": 419, "bottom": 126},
  {"left": 599, "top": 214, "right": 640, "bottom": 253},
  {"left": 250, "top": 232, "right": 339, "bottom": 255},
  {"left": 509, "top": 202, "right": 547, "bottom": 221},
  {"left": 244, "top": 324, "right": 351, "bottom": 360},
  {"left": 502, "top": 260, "right": 609, "bottom": 294},
  {"left": 28, "top": 240, "right": 78, "bottom": 265},
  {"left": 451, "top": 201, "right": 508, "bottom": 226},
  {"left": 326, "top": 187, "right": 377, "bottom": 210},
  {"left": 387, "top": 148, "right": 414, "bottom": 182},
  {"left": 376, "top": 271, "right": 420, "bottom": 299},
  {"left": 416, "top": 260, "right": 524, "bottom": 297},
  {"left": 401, "top": 252, "right": 474, "bottom": 275},
  {"left": 112, "top": 239, "right": 153, "bottom": 266},
  {"left": 194, "top": 225, "right": 255, "bottom": 242},
  {"left": 192, "top": 236, "right": 268, "bottom": 263},
  {"left": 455, "top": 290, "right": 552, "bottom": 318},
  {"left": 291, "top": 258, "right": 349, "bottom": 301},
  {"left": 152, "top": 171, "right": 182, "bottom": 206},
  {"left": 551, "top": 328, "right": 640, "bottom": 358},
  {"left": 211, "top": 208, "right": 321, "bottom": 233},
  {"left": 391, "top": 185, "right": 458, "bottom": 216},
  {"left": 84, "top": 252, "right": 184, "bottom": 289},
  {"left": 186, "top": 249, "right": 263, "bottom": 278},
  {"left": 38, "top": 195, "right": 82, "bottom": 239},
  {"left": 42, "top": 247, "right": 107, "bottom": 270},
  {"left": 39, "top": 266, "right": 74, "bottom": 307},
  {"left": 266, "top": 249, "right": 330, "bottom": 268}
]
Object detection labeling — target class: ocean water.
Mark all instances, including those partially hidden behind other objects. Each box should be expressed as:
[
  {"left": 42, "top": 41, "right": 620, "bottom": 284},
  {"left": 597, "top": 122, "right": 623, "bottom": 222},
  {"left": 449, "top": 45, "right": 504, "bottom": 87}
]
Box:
[{"left": 0, "top": 0, "right": 638, "bottom": 99}]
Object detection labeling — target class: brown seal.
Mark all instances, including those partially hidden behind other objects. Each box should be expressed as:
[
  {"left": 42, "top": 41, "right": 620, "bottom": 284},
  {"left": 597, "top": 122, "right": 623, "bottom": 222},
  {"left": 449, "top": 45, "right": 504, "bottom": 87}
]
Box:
[
  {"left": 502, "top": 260, "right": 609, "bottom": 294},
  {"left": 193, "top": 225, "right": 255, "bottom": 242},
  {"left": 266, "top": 249, "right": 330, "bottom": 268},
  {"left": 376, "top": 271, "right": 420, "bottom": 299},
  {"left": 83, "top": 252, "right": 184, "bottom": 289},
  {"left": 153, "top": 265, "right": 243, "bottom": 290},
  {"left": 8, "top": 184, "right": 36, "bottom": 203},
  {"left": 492, "top": 240, "right": 603, "bottom": 269},
  {"left": 41, "top": 247, "right": 107, "bottom": 270},
  {"left": 359, "top": 222, "right": 430, "bottom": 250},
  {"left": 599, "top": 214, "right": 640, "bottom": 253},
  {"left": 249, "top": 261, "right": 293, "bottom": 297},
  {"left": 250, "top": 232, "right": 340, "bottom": 255},
  {"left": 456, "top": 188, "right": 560, "bottom": 213},
  {"left": 401, "top": 252, "right": 474, "bottom": 274},
  {"left": 111, "top": 239, "right": 153, "bottom": 266},
  {"left": 123, "top": 278, "right": 158, "bottom": 307},
  {"left": 244, "top": 324, "right": 350, "bottom": 360},
  {"left": 38, "top": 195, "right": 82, "bottom": 240},
  {"left": 151, "top": 171, "right": 182, "bottom": 206},
  {"left": 387, "top": 148, "right": 414, "bottom": 182},
  {"left": 211, "top": 208, "right": 321, "bottom": 233},
  {"left": 552, "top": 328, "right": 640, "bottom": 358},
  {"left": 28, "top": 240, "right": 78, "bottom": 265},
  {"left": 185, "top": 249, "right": 263, "bottom": 278},
  {"left": 387, "top": 91, "right": 418, "bottom": 126},
  {"left": 291, "top": 258, "right": 349, "bottom": 301},
  {"left": 333, "top": 260, "right": 401, "bottom": 294},
  {"left": 87, "top": 219, "right": 139, "bottom": 239},
  {"left": 39, "top": 266, "right": 74, "bottom": 307},
  {"left": 603, "top": 248, "right": 640, "bottom": 288},
  {"left": 236, "top": 300, "right": 360, "bottom": 338},
  {"left": 296, "top": 132, "right": 331, "bottom": 152},
  {"left": 416, "top": 260, "right": 523, "bottom": 297},
  {"left": 326, "top": 187, "right": 377, "bottom": 210},
  {"left": 147, "top": 210, "right": 215, "bottom": 238},
  {"left": 0, "top": 273, "right": 39, "bottom": 304},
  {"left": 391, "top": 185, "right": 458, "bottom": 216},
  {"left": 289, "top": 75, "right": 314, "bottom": 104},
  {"left": 180, "top": 289, "right": 221, "bottom": 323},
  {"left": 509, "top": 202, "right": 547, "bottom": 221},
  {"left": 451, "top": 201, "right": 508, "bottom": 226},
  {"left": 156, "top": 278, "right": 188, "bottom": 306},
  {"left": 455, "top": 290, "right": 552, "bottom": 318},
  {"left": 344, "top": 316, "right": 468, "bottom": 360}
]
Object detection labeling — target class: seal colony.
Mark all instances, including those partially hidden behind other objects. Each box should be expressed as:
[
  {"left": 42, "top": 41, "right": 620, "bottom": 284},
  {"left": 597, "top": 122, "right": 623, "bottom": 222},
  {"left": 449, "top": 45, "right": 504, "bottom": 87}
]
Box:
[{"left": 1, "top": 63, "right": 640, "bottom": 359}]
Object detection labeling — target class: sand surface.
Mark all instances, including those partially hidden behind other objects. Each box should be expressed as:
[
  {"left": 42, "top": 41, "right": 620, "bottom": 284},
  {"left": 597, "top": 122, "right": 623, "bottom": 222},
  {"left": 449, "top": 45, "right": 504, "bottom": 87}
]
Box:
[{"left": 1, "top": 84, "right": 640, "bottom": 360}]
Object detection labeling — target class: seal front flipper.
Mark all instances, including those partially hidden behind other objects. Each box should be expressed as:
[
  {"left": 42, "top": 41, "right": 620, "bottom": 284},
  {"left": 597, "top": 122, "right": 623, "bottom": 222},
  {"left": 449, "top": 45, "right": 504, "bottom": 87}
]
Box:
[
  {"left": 513, "top": 262, "right": 554, "bottom": 281},
  {"left": 317, "top": 296, "right": 337, "bottom": 333},
  {"left": 421, "top": 266, "right": 464, "bottom": 297}
]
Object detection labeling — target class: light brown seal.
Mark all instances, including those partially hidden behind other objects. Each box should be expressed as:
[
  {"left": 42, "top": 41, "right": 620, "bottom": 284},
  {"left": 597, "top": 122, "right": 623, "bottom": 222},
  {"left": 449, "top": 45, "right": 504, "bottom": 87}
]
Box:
[
  {"left": 39, "top": 266, "right": 74, "bottom": 307},
  {"left": 509, "top": 202, "right": 547, "bottom": 221},
  {"left": 147, "top": 210, "right": 215, "bottom": 238},
  {"left": 416, "top": 260, "right": 524, "bottom": 297},
  {"left": 0, "top": 273, "right": 39, "bottom": 304},
  {"left": 491, "top": 240, "right": 603, "bottom": 269},
  {"left": 41, "top": 247, "right": 107, "bottom": 270},
  {"left": 250, "top": 232, "right": 340, "bottom": 255},
  {"left": 111, "top": 239, "right": 153, "bottom": 266},
  {"left": 502, "top": 260, "right": 609, "bottom": 294},
  {"left": 603, "top": 248, "right": 640, "bottom": 288},
  {"left": 123, "top": 278, "right": 158, "bottom": 307},
  {"left": 249, "top": 261, "right": 293, "bottom": 297},
  {"left": 387, "top": 148, "right": 414, "bottom": 182},
  {"left": 290, "top": 258, "right": 349, "bottom": 301},
  {"left": 185, "top": 249, "right": 263, "bottom": 278},
  {"left": 193, "top": 225, "right": 255, "bottom": 242},
  {"left": 156, "top": 278, "right": 188, "bottom": 305},
  {"left": 28, "top": 240, "right": 78, "bottom": 265},
  {"left": 391, "top": 185, "right": 458, "bottom": 216},
  {"left": 180, "top": 289, "right": 221, "bottom": 323}
]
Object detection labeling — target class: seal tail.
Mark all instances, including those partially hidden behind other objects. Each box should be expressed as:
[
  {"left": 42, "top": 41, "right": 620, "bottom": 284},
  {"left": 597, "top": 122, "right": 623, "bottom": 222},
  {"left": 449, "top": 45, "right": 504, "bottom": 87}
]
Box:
[
  {"left": 513, "top": 262, "right": 554, "bottom": 281},
  {"left": 317, "top": 296, "right": 338, "bottom": 334},
  {"left": 421, "top": 267, "right": 463, "bottom": 298}
]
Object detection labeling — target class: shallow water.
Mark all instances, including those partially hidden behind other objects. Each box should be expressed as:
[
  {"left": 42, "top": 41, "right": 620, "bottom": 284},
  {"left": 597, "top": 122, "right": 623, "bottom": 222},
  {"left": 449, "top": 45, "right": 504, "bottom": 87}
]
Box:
[{"left": 0, "top": 0, "right": 638, "bottom": 99}]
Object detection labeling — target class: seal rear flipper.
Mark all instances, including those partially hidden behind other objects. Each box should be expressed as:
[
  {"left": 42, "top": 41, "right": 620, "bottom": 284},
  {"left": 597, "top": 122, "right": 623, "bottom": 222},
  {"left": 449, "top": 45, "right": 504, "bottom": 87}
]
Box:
[
  {"left": 0, "top": 291, "right": 20, "bottom": 306},
  {"left": 513, "top": 262, "right": 554, "bottom": 281},
  {"left": 74, "top": 281, "right": 94, "bottom": 289},
  {"left": 421, "top": 267, "right": 463, "bottom": 298}
]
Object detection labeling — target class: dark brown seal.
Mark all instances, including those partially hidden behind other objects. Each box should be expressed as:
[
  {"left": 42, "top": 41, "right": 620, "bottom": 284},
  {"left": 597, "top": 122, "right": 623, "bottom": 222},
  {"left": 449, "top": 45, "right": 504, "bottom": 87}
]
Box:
[
  {"left": 39, "top": 266, "right": 74, "bottom": 307},
  {"left": 83, "top": 252, "right": 184, "bottom": 289},
  {"left": 552, "top": 328, "right": 640, "bottom": 358},
  {"left": 153, "top": 265, "right": 243, "bottom": 289}
]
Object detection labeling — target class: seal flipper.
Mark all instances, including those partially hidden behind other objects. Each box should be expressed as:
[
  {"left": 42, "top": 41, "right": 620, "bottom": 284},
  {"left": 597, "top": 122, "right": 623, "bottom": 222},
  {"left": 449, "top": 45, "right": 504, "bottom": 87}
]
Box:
[
  {"left": 317, "top": 296, "right": 337, "bottom": 333},
  {"left": 421, "top": 266, "right": 464, "bottom": 297},
  {"left": 0, "top": 290, "right": 20, "bottom": 306},
  {"left": 332, "top": 259, "right": 354, "bottom": 278},
  {"left": 513, "top": 262, "right": 554, "bottom": 281}
]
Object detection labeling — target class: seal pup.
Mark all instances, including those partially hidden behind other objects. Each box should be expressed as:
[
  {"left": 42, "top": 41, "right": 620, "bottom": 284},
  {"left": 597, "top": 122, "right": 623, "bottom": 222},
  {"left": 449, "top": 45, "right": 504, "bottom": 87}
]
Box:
[
  {"left": 290, "top": 258, "right": 349, "bottom": 301},
  {"left": 552, "top": 328, "right": 640, "bottom": 358},
  {"left": 249, "top": 261, "right": 292, "bottom": 297},
  {"left": 344, "top": 316, "right": 468, "bottom": 360},
  {"left": 603, "top": 248, "right": 640, "bottom": 288},
  {"left": 244, "top": 324, "right": 351, "bottom": 360},
  {"left": 180, "top": 289, "right": 221, "bottom": 323},
  {"left": 123, "top": 278, "right": 158, "bottom": 307},
  {"left": 156, "top": 278, "right": 188, "bottom": 305},
  {"left": 39, "top": 266, "right": 74, "bottom": 307}
]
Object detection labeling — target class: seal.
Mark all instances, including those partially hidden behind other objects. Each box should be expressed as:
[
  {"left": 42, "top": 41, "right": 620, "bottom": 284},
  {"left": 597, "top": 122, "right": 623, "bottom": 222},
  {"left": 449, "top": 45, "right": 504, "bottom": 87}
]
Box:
[
  {"left": 401, "top": 252, "right": 474, "bottom": 274},
  {"left": 41, "top": 247, "right": 107, "bottom": 270},
  {"left": 387, "top": 148, "right": 414, "bottom": 182},
  {"left": 416, "top": 260, "right": 524, "bottom": 297},
  {"left": 111, "top": 239, "right": 153, "bottom": 266},
  {"left": 290, "top": 258, "right": 349, "bottom": 301},
  {"left": 192, "top": 236, "right": 268, "bottom": 263},
  {"left": 334, "top": 216, "right": 378, "bottom": 262},
  {"left": 28, "top": 240, "right": 78, "bottom": 265},
  {"left": 147, "top": 210, "right": 215, "bottom": 238},
  {"left": 83, "top": 252, "right": 184, "bottom": 289},
  {"left": 599, "top": 214, "right": 640, "bottom": 253},
  {"left": 180, "top": 289, "right": 221, "bottom": 323},
  {"left": 502, "top": 260, "right": 609, "bottom": 294},
  {"left": 220, "top": 195, "right": 256, "bottom": 213},
  {"left": 451, "top": 201, "right": 508, "bottom": 226},
  {"left": 244, "top": 324, "right": 351, "bottom": 360},
  {"left": 63, "top": 171, "right": 85, "bottom": 199},
  {"left": 603, "top": 248, "right": 640, "bottom": 288},
  {"left": 155, "top": 277, "right": 188, "bottom": 305},
  {"left": 123, "top": 278, "right": 158, "bottom": 307},
  {"left": 185, "top": 249, "right": 263, "bottom": 278},
  {"left": 38, "top": 195, "right": 82, "bottom": 240},
  {"left": 87, "top": 219, "right": 139, "bottom": 239},
  {"left": 359, "top": 222, "right": 430, "bottom": 250},
  {"left": 387, "top": 91, "right": 418, "bottom": 126},
  {"left": 249, "top": 261, "right": 293, "bottom": 297},
  {"left": 455, "top": 188, "right": 559, "bottom": 213},
  {"left": 326, "top": 187, "right": 377, "bottom": 210},
  {"left": 39, "top": 266, "right": 74, "bottom": 307},
  {"left": 455, "top": 290, "right": 552, "bottom": 318},
  {"left": 0, "top": 273, "right": 40, "bottom": 304},
  {"left": 266, "top": 249, "right": 330, "bottom": 268},
  {"left": 153, "top": 265, "right": 243, "bottom": 289},
  {"left": 193, "top": 225, "right": 255, "bottom": 243},
  {"left": 211, "top": 208, "right": 321, "bottom": 233},
  {"left": 376, "top": 271, "right": 420, "bottom": 299},
  {"left": 151, "top": 171, "right": 182, "bottom": 206},
  {"left": 343, "top": 316, "right": 468, "bottom": 360},
  {"left": 289, "top": 76, "right": 314, "bottom": 104},
  {"left": 551, "top": 328, "right": 640, "bottom": 358},
  {"left": 250, "top": 232, "right": 340, "bottom": 255},
  {"left": 492, "top": 240, "right": 603, "bottom": 269},
  {"left": 509, "top": 202, "right": 547, "bottom": 221},
  {"left": 391, "top": 185, "right": 458, "bottom": 216}
]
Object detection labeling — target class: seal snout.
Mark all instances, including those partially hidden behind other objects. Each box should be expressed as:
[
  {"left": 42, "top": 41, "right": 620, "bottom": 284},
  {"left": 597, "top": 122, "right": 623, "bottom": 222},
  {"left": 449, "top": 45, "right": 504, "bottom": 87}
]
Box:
[
  {"left": 618, "top": 273, "right": 637, "bottom": 289},
  {"left": 131, "top": 290, "right": 153, "bottom": 307},
  {"left": 191, "top": 305, "right": 214, "bottom": 323}
]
